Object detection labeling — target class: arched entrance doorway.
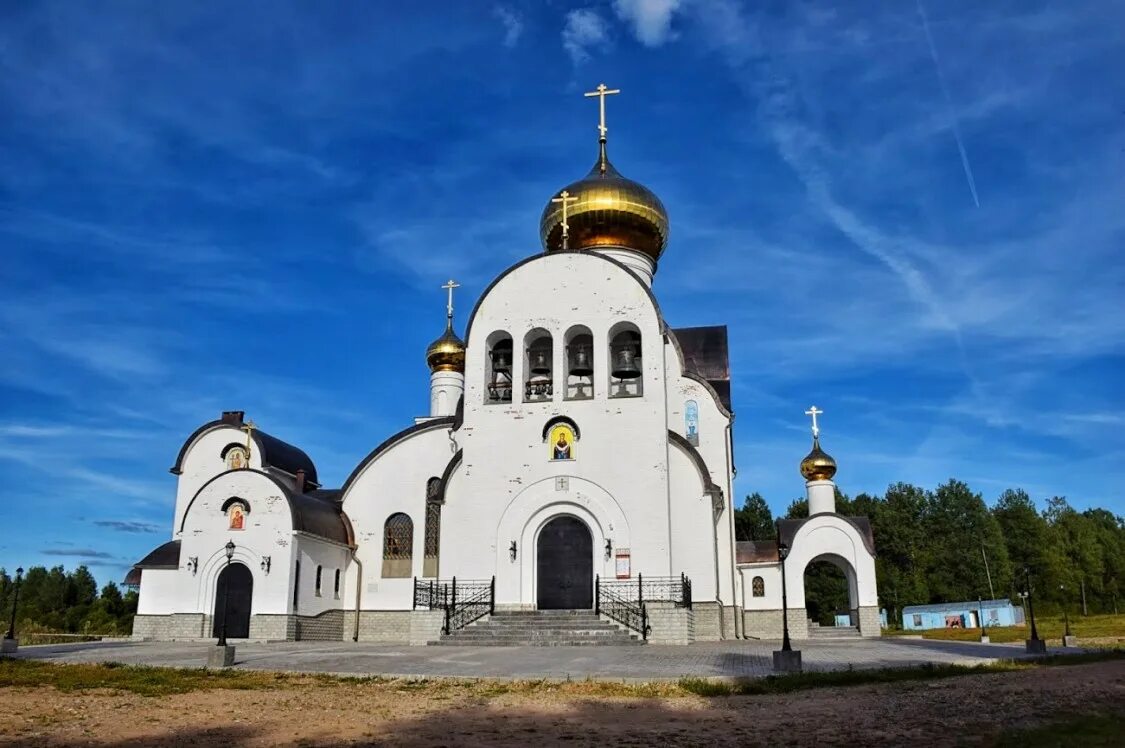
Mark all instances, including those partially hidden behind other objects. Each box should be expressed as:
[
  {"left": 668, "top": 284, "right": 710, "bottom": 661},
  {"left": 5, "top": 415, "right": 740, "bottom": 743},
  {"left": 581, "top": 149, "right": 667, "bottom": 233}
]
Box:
[
  {"left": 802, "top": 554, "right": 858, "bottom": 627},
  {"left": 212, "top": 563, "right": 253, "bottom": 638},
  {"left": 537, "top": 516, "right": 593, "bottom": 609}
]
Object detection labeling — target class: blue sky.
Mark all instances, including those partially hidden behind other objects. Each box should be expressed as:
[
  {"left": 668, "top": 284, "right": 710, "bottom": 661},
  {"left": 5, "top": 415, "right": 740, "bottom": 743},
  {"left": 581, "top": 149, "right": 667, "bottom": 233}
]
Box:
[{"left": 1, "top": 1, "right": 1123, "bottom": 584}]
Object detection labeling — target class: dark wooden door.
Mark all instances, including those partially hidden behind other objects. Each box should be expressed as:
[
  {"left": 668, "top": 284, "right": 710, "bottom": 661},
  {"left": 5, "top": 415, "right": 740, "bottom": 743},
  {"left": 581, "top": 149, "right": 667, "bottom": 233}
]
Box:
[
  {"left": 213, "top": 563, "right": 253, "bottom": 638},
  {"left": 537, "top": 516, "right": 593, "bottom": 609}
]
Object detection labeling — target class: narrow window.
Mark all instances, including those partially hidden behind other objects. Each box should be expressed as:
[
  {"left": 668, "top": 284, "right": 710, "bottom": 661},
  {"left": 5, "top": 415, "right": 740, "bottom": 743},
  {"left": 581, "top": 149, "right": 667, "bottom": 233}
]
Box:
[
  {"left": 486, "top": 332, "right": 513, "bottom": 403},
  {"left": 424, "top": 478, "right": 442, "bottom": 578},
  {"left": 382, "top": 512, "right": 414, "bottom": 578},
  {"left": 752, "top": 576, "right": 765, "bottom": 597},
  {"left": 293, "top": 559, "right": 301, "bottom": 611},
  {"left": 315, "top": 565, "right": 323, "bottom": 596},
  {"left": 334, "top": 569, "right": 341, "bottom": 599}
]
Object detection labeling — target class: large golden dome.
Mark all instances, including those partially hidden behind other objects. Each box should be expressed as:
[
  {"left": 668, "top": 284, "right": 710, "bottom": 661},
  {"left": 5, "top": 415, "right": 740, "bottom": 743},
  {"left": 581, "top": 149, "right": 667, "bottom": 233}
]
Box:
[
  {"left": 426, "top": 320, "right": 465, "bottom": 373},
  {"left": 800, "top": 436, "right": 838, "bottom": 481},
  {"left": 539, "top": 143, "right": 669, "bottom": 262}
]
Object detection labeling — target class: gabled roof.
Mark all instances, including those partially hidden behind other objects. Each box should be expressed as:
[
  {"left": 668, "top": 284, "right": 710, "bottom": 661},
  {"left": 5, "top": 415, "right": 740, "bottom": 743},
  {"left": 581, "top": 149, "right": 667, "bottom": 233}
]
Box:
[
  {"left": 669, "top": 325, "right": 732, "bottom": 413},
  {"left": 736, "top": 540, "right": 779, "bottom": 564},
  {"left": 777, "top": 515, "right": 877, "bottom": 556}
]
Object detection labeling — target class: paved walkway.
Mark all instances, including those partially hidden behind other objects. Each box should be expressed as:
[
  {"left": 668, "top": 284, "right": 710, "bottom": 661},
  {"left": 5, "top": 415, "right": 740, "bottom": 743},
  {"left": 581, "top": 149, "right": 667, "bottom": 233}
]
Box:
[{"left": 8, "top": 637, "right": 1084, "bottom": 681}]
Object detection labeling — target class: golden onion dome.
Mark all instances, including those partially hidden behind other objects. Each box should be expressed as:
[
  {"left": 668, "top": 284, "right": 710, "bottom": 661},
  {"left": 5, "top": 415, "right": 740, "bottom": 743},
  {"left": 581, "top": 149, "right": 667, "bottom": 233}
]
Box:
[
  {"left": 539, "top": 143, "right": 669, "bottom": 262},
  {"left": 800, "top": 436, "right": 838, "bottom": 481},
  {"left": 426, "top": 319, "right": 465, "bottom": 373}
]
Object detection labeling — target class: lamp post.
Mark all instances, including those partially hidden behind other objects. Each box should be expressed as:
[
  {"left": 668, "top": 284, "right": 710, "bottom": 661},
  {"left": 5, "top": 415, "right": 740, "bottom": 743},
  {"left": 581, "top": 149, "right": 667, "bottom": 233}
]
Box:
[
  {"left": 1060, "top": 584, "right": 1076, "bottom": 647},
  {"left": 978, "top": 596, "right": 989, "bottom": 643},
  {"left": 779, "top": 541, "right": 792, "bottom": 652},
  {"left": 1024, "top": 566, "right": 1046, "bottom": 654},
  {"left": 4, "top": 567, "right": 23, "bottom": 641},
  {"left": 216, "top": 541, "right": 235, "bottom": 647},
  {"left": 772, "top": 534, "right": 801, "bottom": 672}
]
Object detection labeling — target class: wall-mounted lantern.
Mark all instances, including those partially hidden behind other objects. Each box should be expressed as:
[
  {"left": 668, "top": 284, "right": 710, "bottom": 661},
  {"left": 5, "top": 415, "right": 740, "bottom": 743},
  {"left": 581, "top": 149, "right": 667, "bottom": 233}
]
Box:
[
  {"left": 509, "top": 540, "right": 518, "bottom": 562},
  {"left": 187, "top": 557, "right": 199, "bottom": 575},
  {"left": 604, "top": 538, "right": 613, "bottom": 560},
  {"left": 260, "top": 556, "right": 271, "bottom": 574}
]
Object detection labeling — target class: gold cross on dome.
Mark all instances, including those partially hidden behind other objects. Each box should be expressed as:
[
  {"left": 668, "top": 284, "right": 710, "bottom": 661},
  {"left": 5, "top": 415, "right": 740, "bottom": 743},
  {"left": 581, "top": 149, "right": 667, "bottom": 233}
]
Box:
[
  {"left": 441, "top": 279, "right": 460, "bottom": 321},
  {"left": 241, "top": 419, "right": 257, "bottom": 458},
  {"left": 551, "top": 190, "right": 579, "bottom": 249},
  {"left": 804, "top": 406, "right": 823, "bottom": 438},
  {"left": 584, "top": 82, "right": 621, "bottom": 141}
]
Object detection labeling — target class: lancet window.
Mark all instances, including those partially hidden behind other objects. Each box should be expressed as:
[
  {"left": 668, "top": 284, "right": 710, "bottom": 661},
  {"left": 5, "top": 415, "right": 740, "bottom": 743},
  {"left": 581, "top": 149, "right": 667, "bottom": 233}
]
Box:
[
  {"left": 608, "top": 323, "right": 643, "bottom": 398},
  {"left": 564, "top": 326, "right": 595, "bottom": 400},
  {"left": 382, "top": 512, "right": 414, "bottom": 578},
  {"left": 423, "top": 477, "right": 441, "bottom": 578},
  {"left": 524, "top": 329, "right": 553, "bottom": 402},
  {"left": 486, "top": 332, "right": 513, "bottom": 404}
]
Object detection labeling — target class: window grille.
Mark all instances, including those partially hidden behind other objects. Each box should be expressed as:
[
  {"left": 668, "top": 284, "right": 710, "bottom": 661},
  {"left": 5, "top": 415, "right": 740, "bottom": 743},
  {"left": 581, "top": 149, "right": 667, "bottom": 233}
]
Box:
[
  {"left": 384, "top": 513, "right": 414, "bottom": 560},
  {"left": 752, "top": 576, "right": 765, "bottom": 597}
]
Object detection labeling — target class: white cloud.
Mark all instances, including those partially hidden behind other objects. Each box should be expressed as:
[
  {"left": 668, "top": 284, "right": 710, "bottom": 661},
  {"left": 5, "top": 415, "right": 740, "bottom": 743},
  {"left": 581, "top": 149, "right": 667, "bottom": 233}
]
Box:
[
  {"left": 613, "top": 0, "right": 683, "bottom": 46},
  {"left": 493, "top": 6, "right": 524, "bottom": 48},
  {"left": 562, "top": 8, "right": 610, "bottom": 64}
]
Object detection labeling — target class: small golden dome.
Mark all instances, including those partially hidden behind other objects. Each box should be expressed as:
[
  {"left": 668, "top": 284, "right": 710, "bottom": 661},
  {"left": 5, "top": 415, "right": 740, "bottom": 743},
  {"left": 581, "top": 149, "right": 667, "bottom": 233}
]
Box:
[
  {"left": 426, "top": 320, "right": 465, "bottom": 373},
  {"left": 539, "top": 143, "right": 669, "bottom": 262},
  {"left": 800, "top": 436, "right": 837, "bottom": 481}
]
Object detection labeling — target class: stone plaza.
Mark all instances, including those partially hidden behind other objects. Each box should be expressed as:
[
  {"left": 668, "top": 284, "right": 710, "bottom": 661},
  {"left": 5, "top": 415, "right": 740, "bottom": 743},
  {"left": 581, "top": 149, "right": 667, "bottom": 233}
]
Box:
[{"left": 9, "top": 637, "right": 1082, "bottom": 681}]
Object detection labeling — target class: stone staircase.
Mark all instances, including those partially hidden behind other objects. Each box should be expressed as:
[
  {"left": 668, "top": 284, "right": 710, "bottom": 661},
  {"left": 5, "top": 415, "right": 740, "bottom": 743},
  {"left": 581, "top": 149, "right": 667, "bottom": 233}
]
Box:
[
  {"left": 429, "top": 609, "right": 644, "bottom": 646},
  {"left": 808, "top": 621, "right": 862, "bottom": 639}
]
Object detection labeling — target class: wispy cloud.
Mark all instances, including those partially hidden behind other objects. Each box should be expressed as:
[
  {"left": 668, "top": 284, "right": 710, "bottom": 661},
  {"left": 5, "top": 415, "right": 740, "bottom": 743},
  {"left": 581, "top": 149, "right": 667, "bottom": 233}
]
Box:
[
  {"left": 563, "top": 9, "right": 610, "bottom": 64},
  {"left": 614, "top": 0, "right": 684, "bottom": 46},
  {"left": 93, "top": 520, "right": 162, "bottom": 534},
  {"left": 493, "top": 6, "right": 524, "bottom": 48},
  {"left": 42, "top": 548, "right": 116, "bottom": 559}
]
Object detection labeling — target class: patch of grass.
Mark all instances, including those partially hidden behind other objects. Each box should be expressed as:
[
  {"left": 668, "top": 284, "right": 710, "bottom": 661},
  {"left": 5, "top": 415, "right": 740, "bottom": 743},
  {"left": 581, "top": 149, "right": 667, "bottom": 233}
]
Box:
[
  {"left": 885, "top": 613, "right": 1125, "bottom": 644},
  {"left": 989, "top": 713, "right": 1125, "bottom": 747}
]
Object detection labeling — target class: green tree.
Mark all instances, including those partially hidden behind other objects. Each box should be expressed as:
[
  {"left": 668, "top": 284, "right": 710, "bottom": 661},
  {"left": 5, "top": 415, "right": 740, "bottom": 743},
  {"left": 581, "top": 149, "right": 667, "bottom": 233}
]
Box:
[
  {"left": 872, "top": 483, "right": 931, "bottom": 622},
  {"left": 924, "top": 480, "right": 1011, "bottom": 603},
  {"left": 734, "top": 493, "right": 774, "bottom": 541}
]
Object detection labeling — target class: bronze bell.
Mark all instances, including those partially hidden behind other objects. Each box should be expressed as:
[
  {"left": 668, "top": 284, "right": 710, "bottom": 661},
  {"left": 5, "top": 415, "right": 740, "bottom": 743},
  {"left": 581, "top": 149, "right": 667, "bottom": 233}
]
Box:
[
  {"left": 490, "top": 346, "right": 511, "bottom": 374},
  {"left": 529, "top": 344, "right": 551, "bottom": 376},
  {"left": 611, "top": 345, "right": 641, "bottom": 379},
  {"left": 569, "top": 344, "right": 593, "bottom": 377}
]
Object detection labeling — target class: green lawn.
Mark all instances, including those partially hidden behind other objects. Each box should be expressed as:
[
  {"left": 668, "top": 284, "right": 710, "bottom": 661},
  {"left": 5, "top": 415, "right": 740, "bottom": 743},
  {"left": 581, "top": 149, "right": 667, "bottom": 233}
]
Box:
[{"left": 884, "top": 612, "right": 1125, "bottom": 643}]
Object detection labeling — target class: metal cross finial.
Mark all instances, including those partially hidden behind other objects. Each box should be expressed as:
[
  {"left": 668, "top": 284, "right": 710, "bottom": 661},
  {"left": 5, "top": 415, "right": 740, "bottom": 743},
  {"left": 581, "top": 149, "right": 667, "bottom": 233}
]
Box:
[
  {"left": 551, "top": 190, "right": 579, "bottom": 249},
  {"left": 584, "top": 82, "right": 621, "bottom": 141},
  {"left": 241, "top": 419, "right": 257, "bottom": 458},
  {"left": 804, "top": 406, "right": 823, "bottom": 438},
  {"left": 441, "top": 279, "right": 460, "bottom": 321}
]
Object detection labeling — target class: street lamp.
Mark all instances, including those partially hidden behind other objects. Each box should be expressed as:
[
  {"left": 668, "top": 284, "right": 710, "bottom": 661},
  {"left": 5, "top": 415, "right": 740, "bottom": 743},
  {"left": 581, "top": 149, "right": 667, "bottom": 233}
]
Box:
[
  {"left": 978, "top": 596, "right": 988, "bottom": 643},
  {"left": 4, "top": 567, "right": 23, "bottom": 641},
  {"left": 779, "top": 541, "right": 793, "bottom": 652},
  {"left": 1023, "top": 566, "right": 1046, "bottom": 654},
  {"left": 217, "top": 541, "right": 235, "bottom": 647}
]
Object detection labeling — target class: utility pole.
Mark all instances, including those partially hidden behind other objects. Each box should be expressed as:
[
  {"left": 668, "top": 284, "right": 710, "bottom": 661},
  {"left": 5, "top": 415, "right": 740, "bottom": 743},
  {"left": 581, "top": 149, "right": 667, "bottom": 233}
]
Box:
[
  {"left": 980, "top": 543, "right": 995, "bottom": 599},
  {"left": 1080, "top": 578, "right": 1087, "bottom": 616}
]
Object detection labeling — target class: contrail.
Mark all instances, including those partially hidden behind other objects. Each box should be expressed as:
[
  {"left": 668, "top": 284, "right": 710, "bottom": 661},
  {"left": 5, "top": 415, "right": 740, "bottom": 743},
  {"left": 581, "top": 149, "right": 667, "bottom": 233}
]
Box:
[{"left": 917, "top": 0, "right": 980, "bottom": 207}]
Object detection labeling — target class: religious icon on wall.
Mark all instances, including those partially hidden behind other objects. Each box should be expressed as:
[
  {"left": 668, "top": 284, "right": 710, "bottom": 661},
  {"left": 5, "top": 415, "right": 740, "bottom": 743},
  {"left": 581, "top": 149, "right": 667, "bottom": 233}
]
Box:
[
  {"left": 229, "top": 504, "right": 246, "bottom": 530},
  {"left": 548, "top": 424, "right": 576, "bottom": 460},
  {"left": 225, "top": 446, "right": 248, "bottom": 470},
  {"left": 685, "top": 400, "right": 700, "bottom": 446}
]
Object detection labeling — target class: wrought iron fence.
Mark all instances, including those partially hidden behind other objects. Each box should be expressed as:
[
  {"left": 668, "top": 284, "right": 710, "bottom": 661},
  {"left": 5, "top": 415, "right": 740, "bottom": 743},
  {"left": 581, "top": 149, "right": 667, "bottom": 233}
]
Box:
[
  {"left": 413, "top": 576, "right": 495, "bottom": 634},
  {"left": 595, "top": 573, "right": 693, "bottom": 640}
]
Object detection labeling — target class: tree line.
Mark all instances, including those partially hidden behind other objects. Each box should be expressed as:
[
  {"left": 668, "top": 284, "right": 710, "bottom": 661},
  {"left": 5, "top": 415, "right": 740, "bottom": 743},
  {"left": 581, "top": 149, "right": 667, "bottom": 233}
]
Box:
[
  {"left": 0, "top": 565, "right": 138, "bottom": 636},
  {"left": 735, "top": 481, "right": 1124, "bottom": 625}
]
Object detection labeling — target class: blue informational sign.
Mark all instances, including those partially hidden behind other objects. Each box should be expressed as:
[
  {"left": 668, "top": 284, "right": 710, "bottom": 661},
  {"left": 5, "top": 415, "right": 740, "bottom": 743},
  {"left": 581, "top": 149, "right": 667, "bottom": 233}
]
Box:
[{"left": 685, "top": 400, "right": 699, "bottom": 445}]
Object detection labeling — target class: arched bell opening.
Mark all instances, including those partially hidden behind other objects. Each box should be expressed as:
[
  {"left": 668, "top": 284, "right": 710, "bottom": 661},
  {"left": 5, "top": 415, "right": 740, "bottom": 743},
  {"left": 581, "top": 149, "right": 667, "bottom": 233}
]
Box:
[
  {"left": 608, "top": 322, "right": 643, "bottom": 398},
  {"left": 564, "top": 325, "right": 595, "bottom": 400},
  {"left": 212, "top": 562, "right": 253, "bottom": 639},
  {"left": 485, "top": 331, "right": 513, "bottom": 404},
  {"left": 524, "top": 328, "right": 553, "bottom": 403},
  {"left": 802, "top": 554, "right": 859, "bottom": 628}
]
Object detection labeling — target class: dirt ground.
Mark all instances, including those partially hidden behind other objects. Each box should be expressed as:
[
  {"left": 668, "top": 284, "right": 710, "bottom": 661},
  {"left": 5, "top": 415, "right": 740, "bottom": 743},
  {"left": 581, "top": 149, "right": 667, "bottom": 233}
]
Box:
[{"left": 1, "top": 660, "right": 1123, "bottom": 747}]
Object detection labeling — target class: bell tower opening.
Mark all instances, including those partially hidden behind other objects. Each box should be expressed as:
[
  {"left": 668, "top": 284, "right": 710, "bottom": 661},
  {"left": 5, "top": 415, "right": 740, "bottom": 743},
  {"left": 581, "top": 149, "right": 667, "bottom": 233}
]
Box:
[{"left": 608, "top": 323, "right": 643, "bottom": 398}]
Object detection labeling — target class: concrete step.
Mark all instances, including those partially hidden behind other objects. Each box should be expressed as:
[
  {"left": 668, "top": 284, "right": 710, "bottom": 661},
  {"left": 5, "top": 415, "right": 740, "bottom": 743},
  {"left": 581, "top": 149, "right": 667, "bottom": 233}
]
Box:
[
  {"left": 809, "top": 625, "right": 861, "bottom": 638},
  {"left": 429, "top": 609, "right": 642, "bottom": 647},
  {"left": 429, "top": 638, "right": 644, "bottom": 646}
]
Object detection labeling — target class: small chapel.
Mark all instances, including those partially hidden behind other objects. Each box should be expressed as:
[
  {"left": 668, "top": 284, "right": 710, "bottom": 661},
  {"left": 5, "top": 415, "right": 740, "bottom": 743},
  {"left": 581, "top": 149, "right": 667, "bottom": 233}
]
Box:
[{"left": 129, "top": 85, "right": 880, "bottom": 645}]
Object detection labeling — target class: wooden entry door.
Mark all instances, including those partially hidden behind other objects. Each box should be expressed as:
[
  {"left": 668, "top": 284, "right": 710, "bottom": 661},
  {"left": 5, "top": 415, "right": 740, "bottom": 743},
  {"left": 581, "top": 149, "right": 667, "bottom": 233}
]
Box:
[
  {"left": 536, "top": 516, "right": 593, "bottom": 609},
  {"left": 213, "top": 563, "right": 253, "bottom": 638}
]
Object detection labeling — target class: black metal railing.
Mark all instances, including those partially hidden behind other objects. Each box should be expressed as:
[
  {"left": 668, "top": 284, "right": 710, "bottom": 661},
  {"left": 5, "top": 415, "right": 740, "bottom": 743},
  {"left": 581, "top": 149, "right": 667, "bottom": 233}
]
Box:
[
  {"left": 413, "top": 576, "right": 495, "bottom": 634},
  {"left": 595, "top": 573, "right": 693, "bottom": 640}
]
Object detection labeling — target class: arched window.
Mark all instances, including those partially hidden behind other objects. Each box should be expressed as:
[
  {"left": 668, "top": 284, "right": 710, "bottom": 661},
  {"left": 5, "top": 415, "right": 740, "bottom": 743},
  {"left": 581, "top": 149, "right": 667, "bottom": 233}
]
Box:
[
  {"left": 293, "top": 559, "right": 301, "bottom": 611},
  {"left": 608, "top": 323, "right": 643, "bottom": 398},
  {"left": 524, "top": 328, "right": 553, "bottom": 402},
  {"left": 423, "top": 477, "right": 442, "bottom": 578},
  {"left": 382, "top": 513, "right": 414, "bottom": 578},
  {"left": 315, "top": 565, "right": 323, "bottom": 596},
  {"left": 486, "top": 332, "right": 513, "bottom": 403},
  {"left": 564, "top": 325, "right": 594, "bottom": 400},
  {"left": 752, "top": 576, "right": 765, "bottom": 597},
  {"left": 333, "top": 569, "right": 341, "bottom": 599}
]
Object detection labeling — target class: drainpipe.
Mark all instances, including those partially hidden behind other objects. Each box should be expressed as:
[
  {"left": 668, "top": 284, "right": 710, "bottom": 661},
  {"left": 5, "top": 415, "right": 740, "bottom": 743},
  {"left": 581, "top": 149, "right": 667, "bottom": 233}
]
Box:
[
  {"left": 724, "top": 419, "right": 743, "bottom": 639},
  {"left": 351, "top": 549, "right": 363, "bottom": 642}
]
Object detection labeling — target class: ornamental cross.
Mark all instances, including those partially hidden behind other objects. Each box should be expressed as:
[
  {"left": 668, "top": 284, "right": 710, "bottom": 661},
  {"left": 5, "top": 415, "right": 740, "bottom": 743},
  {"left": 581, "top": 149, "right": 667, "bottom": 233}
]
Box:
[
  {"left": 804, "top": 406, "right": 823, "bottom": 438},
  {"left": 441, "top": 279, "right": 460, "bottom": 321},
  {"left": 551, "top": 190, "right": 579, "bottom": 248},
  {"left": 241, "top": 419, "right": 257, "bottom": 458},
  {"left": 584, "top": 82, "right": 621, "bottom": 141}
]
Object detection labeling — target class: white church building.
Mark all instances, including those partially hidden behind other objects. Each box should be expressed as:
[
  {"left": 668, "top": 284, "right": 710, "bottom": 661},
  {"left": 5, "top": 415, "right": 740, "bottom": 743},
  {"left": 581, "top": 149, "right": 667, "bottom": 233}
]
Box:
[{"left": 130, "top": 86, "right": 880, "bottom": 645}]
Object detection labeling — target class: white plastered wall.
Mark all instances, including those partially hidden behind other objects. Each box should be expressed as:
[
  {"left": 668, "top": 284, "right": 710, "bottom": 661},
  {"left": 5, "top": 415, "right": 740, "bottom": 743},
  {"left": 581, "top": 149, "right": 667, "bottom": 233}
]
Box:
[
  {"left": 783, "top": 516, "right": 878, "bottom": 610},
  {"left": 293, "top": 535, "right": 352, "bottom": 616},
  {"left": 738, "top": 564, "right": 782, "bottom": 610}
]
